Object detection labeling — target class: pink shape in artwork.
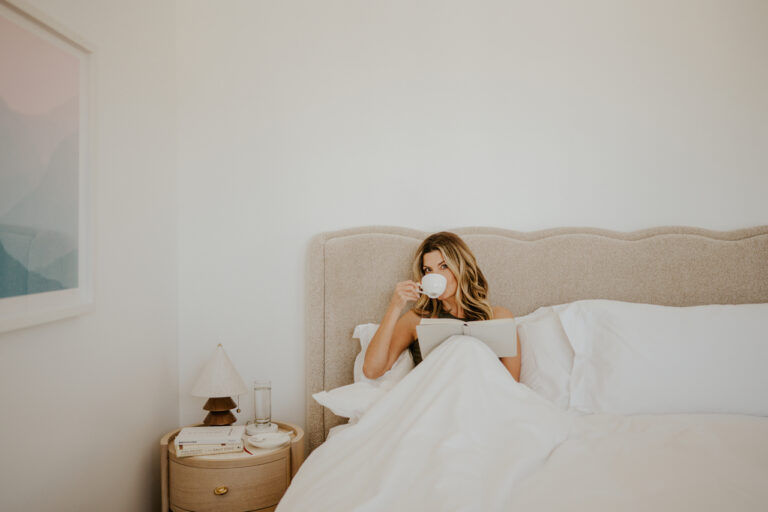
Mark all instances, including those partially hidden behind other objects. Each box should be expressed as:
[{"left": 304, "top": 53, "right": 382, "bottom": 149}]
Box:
[{"left": 0, "top": 14, "right": 79, "bottom": 116}]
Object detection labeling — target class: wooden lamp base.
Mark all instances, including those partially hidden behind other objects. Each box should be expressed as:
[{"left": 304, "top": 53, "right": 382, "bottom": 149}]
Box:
[{"left": 202, "top": 396, "right": 237, "bottom": 426}]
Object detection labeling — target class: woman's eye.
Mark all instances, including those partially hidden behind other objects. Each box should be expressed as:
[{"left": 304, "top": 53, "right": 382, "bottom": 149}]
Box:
[
  {"left": 440, "top": 264, "right": 448, "bottom": 270},
  {"left": 423, "top": 268, "right": 431, "bottom": 273}
]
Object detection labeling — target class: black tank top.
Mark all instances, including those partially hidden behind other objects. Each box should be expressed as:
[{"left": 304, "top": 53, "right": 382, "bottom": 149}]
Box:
[{"left": 409, "top": 309, "right": 462, "bottom": 365}]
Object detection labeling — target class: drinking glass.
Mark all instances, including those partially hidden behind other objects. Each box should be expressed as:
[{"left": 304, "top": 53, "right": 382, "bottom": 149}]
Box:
[{"left": 253, "top": 380, "right": 272, "bottom": 426}]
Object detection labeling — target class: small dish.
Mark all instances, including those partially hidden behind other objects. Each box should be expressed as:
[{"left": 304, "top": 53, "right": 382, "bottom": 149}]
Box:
[{"left": 247, "top": 432, "right": 291, "bottom": 450}]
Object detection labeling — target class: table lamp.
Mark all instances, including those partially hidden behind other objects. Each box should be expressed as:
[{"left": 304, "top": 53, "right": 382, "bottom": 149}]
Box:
[{"left": 191, "top": 343, "right": 249, "bottom": 425}]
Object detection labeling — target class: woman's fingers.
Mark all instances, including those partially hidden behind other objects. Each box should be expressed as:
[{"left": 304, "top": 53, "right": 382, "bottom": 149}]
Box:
[{"left": 394, "top": 280, "right": 422, "bottom": 303}]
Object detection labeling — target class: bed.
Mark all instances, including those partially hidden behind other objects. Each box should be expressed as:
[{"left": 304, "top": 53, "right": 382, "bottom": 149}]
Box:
[{"left": 286, "top": 226, "right": 768, "bottom": 512}]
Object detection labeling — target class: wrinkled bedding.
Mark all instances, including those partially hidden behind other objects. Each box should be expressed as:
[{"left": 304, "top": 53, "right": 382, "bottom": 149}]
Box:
[{"left": 278, "top": 336, "right": 768, "bottom": 512}]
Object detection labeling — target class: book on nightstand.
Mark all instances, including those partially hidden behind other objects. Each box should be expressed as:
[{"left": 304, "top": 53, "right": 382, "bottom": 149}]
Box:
[
  {"left": 175, "top": 425, "right": 245, "bottom": 445},
  {"left": 174, "top": 425, "right": 245, "bottom": 457},
  {"left": 175, "top": 440, "right": 244, "bottom": 457}
]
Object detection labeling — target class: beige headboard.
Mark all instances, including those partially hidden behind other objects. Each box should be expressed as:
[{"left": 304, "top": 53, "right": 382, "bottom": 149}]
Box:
[{"left": 305, "top": 226, "right": 768, "bottom": 451}]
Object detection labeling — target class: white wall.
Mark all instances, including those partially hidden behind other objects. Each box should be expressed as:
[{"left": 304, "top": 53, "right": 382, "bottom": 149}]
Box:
[
  {"left": 0, "top": 1, "right": 178, "bottom": 511},
  {"left": 177, "top": 0, "right": 768, "bottom": 429}
]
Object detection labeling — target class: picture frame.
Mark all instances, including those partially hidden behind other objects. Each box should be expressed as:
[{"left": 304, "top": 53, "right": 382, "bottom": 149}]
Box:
[{"left": 0, "top": 0, "right": 95, "bottom": 334}]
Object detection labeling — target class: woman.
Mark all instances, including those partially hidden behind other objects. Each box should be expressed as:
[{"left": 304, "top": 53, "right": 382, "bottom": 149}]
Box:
[{"left": 363, "top": 231, "right": 521, "bottom": 380}]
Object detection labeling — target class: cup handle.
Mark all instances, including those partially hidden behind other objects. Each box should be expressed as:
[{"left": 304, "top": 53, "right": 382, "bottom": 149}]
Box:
[{"left": 419, "top": 287, "right": 438, "bottom": 298}]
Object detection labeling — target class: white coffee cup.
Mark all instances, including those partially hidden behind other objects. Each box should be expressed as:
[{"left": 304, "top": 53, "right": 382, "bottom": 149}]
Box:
[{"left": 420, "top": 273, "right": 447, "bottom": 299}]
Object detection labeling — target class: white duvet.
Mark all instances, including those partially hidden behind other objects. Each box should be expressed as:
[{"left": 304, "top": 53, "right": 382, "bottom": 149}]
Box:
[{"left": 278, "top": 336, "right": 768, "bottom": 512}]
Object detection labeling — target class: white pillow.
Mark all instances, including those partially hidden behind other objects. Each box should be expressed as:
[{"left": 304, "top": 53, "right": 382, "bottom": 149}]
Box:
[
  {"left": 313, "top": 382, "right": 387, "bottom": 420},
  {"left": 518, "top": 307, "right": 573, "bottom": 409},
  {"left": 313, "top": 323, "right": 415, "bottom": 420},
  {"left": 518, "top": 305, "right": 574, "bottom": 409},
  {"left": 559, "top": 300, "right": 768, "bottom": 416}
]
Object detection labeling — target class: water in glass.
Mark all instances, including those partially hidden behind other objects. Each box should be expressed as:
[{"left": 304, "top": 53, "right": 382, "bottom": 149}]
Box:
[{"left": 253, "top": 380, "right": 271, "bottom": 425}]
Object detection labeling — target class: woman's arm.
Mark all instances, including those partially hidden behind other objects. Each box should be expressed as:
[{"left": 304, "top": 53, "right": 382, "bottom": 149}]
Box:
[
  {"left": 363, "top": 281, "right": 421, "bottom": 380},
  {"left": 493, "top": 306, "right": 521, "bottom": 381}
]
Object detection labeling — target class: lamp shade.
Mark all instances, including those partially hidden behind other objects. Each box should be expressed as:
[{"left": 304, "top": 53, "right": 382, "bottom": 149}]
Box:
[{"left": 191, "top": 344, "right": 249, "bottom": 398}]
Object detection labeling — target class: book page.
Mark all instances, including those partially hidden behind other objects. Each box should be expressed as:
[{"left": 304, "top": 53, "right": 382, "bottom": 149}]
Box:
[
  {"left": 416, "top": 322, "right": 464, "bottom": 358},
  {"left": 465, "top": 319, "right": 517, "bottom": 357},
  {"left": 417, "top": 318, "right": 517, "bottom": 359},
  {"left": 419, "top": 318, "right": 464, "bottom": 325}
]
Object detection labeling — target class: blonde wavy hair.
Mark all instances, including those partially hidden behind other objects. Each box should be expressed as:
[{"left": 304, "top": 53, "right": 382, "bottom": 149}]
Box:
[{"left": 411, "top": 232, "right": 494, "bottom": 321}]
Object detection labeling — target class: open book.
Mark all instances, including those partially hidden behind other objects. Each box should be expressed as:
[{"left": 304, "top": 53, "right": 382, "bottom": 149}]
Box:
[{"left": 416, "top": 318, "right": 517, "bottom": 360}]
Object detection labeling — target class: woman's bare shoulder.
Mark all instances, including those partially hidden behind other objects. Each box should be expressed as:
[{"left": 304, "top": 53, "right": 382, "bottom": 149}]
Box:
[
  {"left": 492, "top": 305, "right": 515, "bottom": 319},
  {"left": 400, "top": 309, "right": 423, "bottom": 325}
]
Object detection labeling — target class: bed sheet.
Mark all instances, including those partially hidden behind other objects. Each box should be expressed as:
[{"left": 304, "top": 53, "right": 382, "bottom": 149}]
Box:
[{"left": 280, "top": 336, "right": 768, "bottom": 512}]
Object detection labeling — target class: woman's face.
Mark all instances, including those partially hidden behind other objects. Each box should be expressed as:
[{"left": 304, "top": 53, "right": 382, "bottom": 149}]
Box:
[{"left": 421, "top": 250, "right": 458, "bottom": 300}]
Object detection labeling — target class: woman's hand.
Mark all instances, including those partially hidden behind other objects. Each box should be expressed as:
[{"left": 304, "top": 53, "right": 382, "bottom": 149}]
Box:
[{"left": 390, "top": 280, "right": 421, "bottom": 309}]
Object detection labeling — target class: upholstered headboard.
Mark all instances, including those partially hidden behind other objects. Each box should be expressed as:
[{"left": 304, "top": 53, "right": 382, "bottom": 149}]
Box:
[{"left": 305, "top": 226, "right": 768, "bottom": 451}]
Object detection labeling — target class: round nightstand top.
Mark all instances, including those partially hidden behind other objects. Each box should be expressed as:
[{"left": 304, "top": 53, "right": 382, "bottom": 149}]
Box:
[{"left": 165, "top": 421, "right": 304, "bottom": 468}]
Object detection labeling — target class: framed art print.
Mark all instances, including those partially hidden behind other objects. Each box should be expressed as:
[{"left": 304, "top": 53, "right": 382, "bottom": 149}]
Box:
[{"left": 0, "top": 0, "right": 95, "bottom": 333}]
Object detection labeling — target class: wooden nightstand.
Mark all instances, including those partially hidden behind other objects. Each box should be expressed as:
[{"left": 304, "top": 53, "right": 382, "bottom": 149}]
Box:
[{"left": 160, "top": 422, "right": 305, "bottom": 512}]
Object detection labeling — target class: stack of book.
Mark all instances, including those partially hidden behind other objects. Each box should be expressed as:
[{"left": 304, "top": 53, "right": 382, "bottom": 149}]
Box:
[{"left": 173, "top": 425, "right": 245, "bottom": 458}]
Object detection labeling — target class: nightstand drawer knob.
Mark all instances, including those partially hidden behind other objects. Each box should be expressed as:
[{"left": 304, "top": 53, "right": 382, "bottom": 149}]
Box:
[{"left": 213, "top": 486, "right": 229, "bottom": 496}]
